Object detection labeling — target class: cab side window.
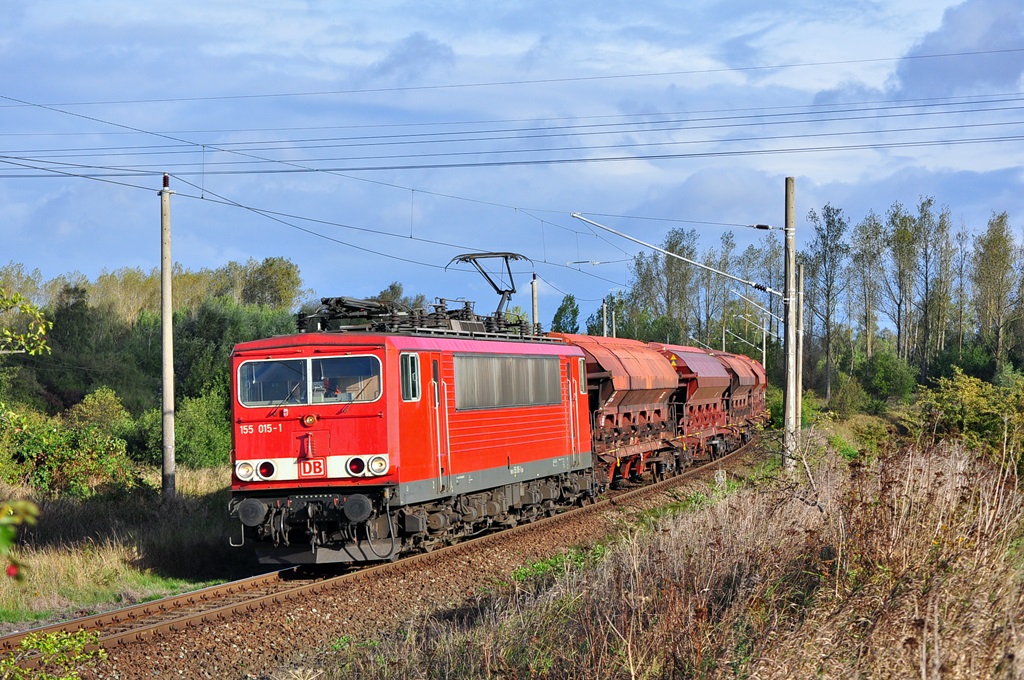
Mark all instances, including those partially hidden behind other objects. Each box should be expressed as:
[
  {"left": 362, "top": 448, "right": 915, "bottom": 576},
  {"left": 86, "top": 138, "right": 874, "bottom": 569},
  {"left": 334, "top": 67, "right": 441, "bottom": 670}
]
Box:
[{"left": 400, "top": 353, "right": 421, "bottom": 401}]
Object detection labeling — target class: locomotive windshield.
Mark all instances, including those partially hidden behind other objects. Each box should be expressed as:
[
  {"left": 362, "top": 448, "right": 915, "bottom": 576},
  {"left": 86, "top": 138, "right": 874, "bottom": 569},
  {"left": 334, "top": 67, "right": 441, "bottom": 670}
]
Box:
[{"left": 238, "top": 355, "right": 382, "bottom": 407}]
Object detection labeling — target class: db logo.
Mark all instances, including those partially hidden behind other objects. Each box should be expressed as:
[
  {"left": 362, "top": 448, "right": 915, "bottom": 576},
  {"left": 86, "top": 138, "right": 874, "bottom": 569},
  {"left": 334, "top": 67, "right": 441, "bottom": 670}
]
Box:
[{"left": 299, "top": 459, "right": 326, "bottom": 477}]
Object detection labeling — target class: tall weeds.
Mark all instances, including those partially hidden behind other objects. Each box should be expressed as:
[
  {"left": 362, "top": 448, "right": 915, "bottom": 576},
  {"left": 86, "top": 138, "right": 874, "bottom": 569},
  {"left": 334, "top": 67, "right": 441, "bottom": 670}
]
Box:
[{"left": 302, "top": 438, "right": 1024, "bottom": 679}]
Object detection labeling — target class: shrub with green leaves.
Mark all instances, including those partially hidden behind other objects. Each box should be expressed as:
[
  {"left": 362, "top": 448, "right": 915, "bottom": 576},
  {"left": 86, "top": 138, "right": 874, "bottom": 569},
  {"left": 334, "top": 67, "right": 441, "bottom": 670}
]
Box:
[
  {"left": 61, "top": 386, "right": 132, "bottom": 440},
  {"left": 861, "top": 349, "right": 916, "bottom": 402},
  {"left": 175, "top": 386, "right": 232, "bottom": 468},
  {"left": 0, "top": 409, "right": 141, "bottom": 498},
  {"left": 830, "top": 374, "right": 868, "bottom": 417},
  {"left": 126, "top": 387, "right": 231, "bottom": 469},
  {"left": 916, "top": 367, "right": 1024, "bottom": 467}
]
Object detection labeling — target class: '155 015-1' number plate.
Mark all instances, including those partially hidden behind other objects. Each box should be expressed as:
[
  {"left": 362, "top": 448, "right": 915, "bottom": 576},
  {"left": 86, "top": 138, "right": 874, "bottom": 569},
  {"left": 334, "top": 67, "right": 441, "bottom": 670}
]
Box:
[{"left": 239, "top": 423, "right": 283, "bottom": 435}]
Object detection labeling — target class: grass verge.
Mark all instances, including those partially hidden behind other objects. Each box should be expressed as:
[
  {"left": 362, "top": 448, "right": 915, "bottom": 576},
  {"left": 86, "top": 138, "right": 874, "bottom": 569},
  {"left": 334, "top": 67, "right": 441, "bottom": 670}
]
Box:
[
  {"left": 280, "top": 432, "right": 1024, "bottom": 679},
  {"left": 0, "top": 467, "right": 258, "bottom": 629}
]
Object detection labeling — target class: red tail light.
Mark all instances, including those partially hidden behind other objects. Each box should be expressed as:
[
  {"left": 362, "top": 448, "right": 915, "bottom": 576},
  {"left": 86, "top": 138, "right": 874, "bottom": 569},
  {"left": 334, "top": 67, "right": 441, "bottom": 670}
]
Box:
[{"left": 257, "top": 461, "right": 276, "bottom": 479}]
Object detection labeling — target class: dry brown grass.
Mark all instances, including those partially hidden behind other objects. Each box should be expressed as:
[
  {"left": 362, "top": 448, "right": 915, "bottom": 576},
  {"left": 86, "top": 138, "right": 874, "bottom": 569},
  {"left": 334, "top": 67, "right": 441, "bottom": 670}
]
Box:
[
  {"left": 297, "top": 435, "right": 1024, "bottom": 679},
  {"left": 0, "top": 467, "right": 258, "bottom": 628},
  {"left": 751, "top": 439, "right": 1024, "bottom": 679}
]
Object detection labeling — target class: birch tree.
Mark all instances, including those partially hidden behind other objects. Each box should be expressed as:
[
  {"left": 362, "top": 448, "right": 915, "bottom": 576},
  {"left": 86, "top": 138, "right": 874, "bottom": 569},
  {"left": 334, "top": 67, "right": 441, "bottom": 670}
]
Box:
[
  {"left": 971, "top": 212, "right": 1021, "bottom": 368},
  {"left": 806, "top": 204, "right": 850, "bottom": 402}
]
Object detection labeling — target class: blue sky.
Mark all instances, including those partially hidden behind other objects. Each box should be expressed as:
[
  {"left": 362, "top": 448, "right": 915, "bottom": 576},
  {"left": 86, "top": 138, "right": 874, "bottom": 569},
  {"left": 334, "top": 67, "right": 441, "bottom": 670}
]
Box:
[{"left": 1, "top": 0, "right": 1023, "bottom": 323}]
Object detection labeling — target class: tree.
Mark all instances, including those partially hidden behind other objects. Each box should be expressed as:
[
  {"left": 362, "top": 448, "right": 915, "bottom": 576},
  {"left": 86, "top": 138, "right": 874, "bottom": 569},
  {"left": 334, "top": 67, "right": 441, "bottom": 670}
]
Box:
[
  {"left": 881, "top": 202, "right": 917, "bottom": 362},
  {"left": 0, "top": 289, "right": 51, "bottom": 357},
  {"left": 850, "top": 211, "right": 884, "bottom": 359},
  {"left": 627, "top": 228, "right": 700, "bottom": 342},
  {"left": 753, "top": 232, "right": 784, "bottom": 339},
  {"left": 952, "top": 225, "right": 973, "bottom": 361},
  {"left": 0, "top": 289, "right": 49, "bottom": 579},
  {"left": 912, "top": 197, "right": 953, "bottom": 378},
  {"left": 971, "top": 212, "right": 1021, "bottom": 369},
  {"left": 90, "top": 267, "right": 159, "bottom": 324},
  {"left": 691, "top": 232, "right": 735, "bottom": 347},
  {"left": 241, "top": 257, "right": 305, "bottom": 310},
  {"left": 0, "top": 263, "right": 45, "bottom": 308},
  {"left": 806, "top": 204, "right": 850, "bottom": 402},
  {"left": 661, "top": 228, "right": 700, "bottom": 339},
  {"left": 175, "top": 297, "right": 296, "bottom": 399},
  {"left": 550, "top": 294, "right": 580, "bottom": 333},
  {"left": 375, "top": 281, "right": 426, "bottom": 310},
  {"left": 37, "top": 285, "right": 136, "bottom": 411}
]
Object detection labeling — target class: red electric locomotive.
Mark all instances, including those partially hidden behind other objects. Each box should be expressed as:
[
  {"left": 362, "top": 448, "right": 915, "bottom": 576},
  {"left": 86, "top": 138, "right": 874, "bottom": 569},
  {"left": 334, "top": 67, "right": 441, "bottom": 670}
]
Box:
[
  {"left": 228, "top": 255, "right": 769, "bottom": 565},
  {"left": 228, "top": 296, "right": 595, "bottom": 565}
]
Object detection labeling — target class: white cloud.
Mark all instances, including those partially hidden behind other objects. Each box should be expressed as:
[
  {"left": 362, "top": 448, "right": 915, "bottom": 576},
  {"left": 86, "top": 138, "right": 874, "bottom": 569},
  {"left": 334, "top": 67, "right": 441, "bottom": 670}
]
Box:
[{"left": 0, "top": 0, "right": 1021, "bottom": 307}]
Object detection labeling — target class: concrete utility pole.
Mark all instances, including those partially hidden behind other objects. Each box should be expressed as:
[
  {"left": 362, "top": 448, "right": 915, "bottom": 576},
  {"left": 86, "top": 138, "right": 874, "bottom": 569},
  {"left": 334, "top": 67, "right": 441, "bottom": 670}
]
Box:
[
  {"left": 160, "top": 173, "right": 176, "bottom": 497},
  {"left": 797, "top": 264, "right": 805, "bottom": 438},
  {"left": 531, "top": 273, "right": 539, "bottom": 333},
  {"left": 783, "top": 177, "right": 798, "bottom": 472},
  {"left": 761, "top": 313, "right": 767, "bottom": 368}
]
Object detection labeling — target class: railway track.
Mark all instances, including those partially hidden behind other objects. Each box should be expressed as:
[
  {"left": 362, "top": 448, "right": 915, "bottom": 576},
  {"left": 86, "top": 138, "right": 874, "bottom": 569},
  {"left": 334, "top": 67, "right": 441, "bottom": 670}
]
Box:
[{"left": 0, "top": 441, "right": 757, "bottom": 670}]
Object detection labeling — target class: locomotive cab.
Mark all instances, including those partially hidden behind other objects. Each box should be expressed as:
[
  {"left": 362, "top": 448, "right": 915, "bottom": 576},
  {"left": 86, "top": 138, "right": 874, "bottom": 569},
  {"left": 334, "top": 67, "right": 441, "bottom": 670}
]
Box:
[{"left": 228, "top": 339, "right": 402, "bottom": 563}]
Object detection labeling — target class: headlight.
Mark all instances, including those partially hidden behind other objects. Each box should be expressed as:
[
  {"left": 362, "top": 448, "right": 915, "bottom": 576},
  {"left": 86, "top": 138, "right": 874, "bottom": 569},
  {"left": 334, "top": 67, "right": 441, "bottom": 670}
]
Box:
[
  {"left": 347, "top": 457, "right": 366, "bottom": 475},
  {"left": 235, "top": 461, "right": 255, "bottom": 481},
  {"left": 367, "top": 455, "right": 389, "bottom": 475}
]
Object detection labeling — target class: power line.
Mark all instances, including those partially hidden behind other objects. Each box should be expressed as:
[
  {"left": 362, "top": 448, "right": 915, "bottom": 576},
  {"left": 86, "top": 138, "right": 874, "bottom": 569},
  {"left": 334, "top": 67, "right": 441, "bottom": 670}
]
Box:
[
  {"left": 3, "top": 90, "right": 1022, "bottom": 141},
  {"left": 5, "top": 130, "right": 1021, "bottom": 178},
  {"left": 6, "top": 96, "right": 1023, "bottom": 158},
  {"left": 2, "top": 46, "right": 1021, "bottom": 108},
  {"left": 10, "top": 117, "right": 1022, "bottom": 174}
]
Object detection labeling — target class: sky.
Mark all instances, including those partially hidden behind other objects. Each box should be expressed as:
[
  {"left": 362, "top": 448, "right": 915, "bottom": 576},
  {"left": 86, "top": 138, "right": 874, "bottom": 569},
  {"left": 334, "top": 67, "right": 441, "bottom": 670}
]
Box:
[{"left": 1, "top": 0, "right": 1023, "bottom": 325}]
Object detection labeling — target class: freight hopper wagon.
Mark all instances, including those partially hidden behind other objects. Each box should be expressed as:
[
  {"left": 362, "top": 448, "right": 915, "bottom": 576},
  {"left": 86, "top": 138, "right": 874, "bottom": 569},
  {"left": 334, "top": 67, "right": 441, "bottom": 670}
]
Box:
[
  {"left": 228, "top": 301, "right": 595, "bottom": 565},
  {"left": 649, "top": 343, "right": 733, "bottom": 462},
  {"left": 549, "top": 334, "right": 677, "bottom": 486},
  {"left": 710, "top": 350, "right": 766, "bottom": 431}
]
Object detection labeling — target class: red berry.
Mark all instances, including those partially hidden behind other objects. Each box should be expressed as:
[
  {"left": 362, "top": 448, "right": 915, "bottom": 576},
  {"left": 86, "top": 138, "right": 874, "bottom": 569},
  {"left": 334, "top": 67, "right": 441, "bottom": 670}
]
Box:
[{"left": 6, "top": 564, "right": 18, "bottom": 579}]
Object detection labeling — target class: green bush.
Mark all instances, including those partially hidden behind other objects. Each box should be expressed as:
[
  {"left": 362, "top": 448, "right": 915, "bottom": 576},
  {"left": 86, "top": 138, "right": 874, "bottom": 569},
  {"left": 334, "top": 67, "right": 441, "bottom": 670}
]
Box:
[
  {"left": 126, "top": 388, "right": 232, "bottom": 469},
  {"left": 175, "top": 386, "right": 231, "bottom": 468},
  {"left": 845, "top": 414, "right": 891, "bottom": 456},
  {"left": 827, "top": 434, "right": 860, "bottom": 461},
  {"left": 830, "top": 375, "right": 868, "bottom": 418},
  {"left": 916, "top": 367, "right": 1024, "bottom": 466},
  {"left": 766, "top": 386, "right": 820, "bottom": 428},
  {"left": 801, "top": 389, "right": 822, "bottom": 427},
  {"left": 861, "top": 349, "right": 916, "bottom": 402},
  {"left": 125, "top": 407, "right": 161, "bottom": 466},
  {"left": 1, "top": 409, "right": 141, "bottom": 498},
  {"left": 766, "top": 385, "right": 783, "bottom": 429},
  {"left": 62, "top": 386, "right": 132, "bottom": 439}
]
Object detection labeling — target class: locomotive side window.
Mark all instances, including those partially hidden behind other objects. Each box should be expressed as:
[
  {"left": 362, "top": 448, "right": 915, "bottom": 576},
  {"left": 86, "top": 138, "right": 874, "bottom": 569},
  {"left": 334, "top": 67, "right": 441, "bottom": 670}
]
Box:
[
  {"left": 400, "top": 353, "right": 421, "bottom": 401},
  {"left": 578, "top": 357, "right": 586, "bottom": 394},
  {"left": 312, "top": 356, "right": 382, "bottom": 403},
  {"left": 453, "top": 354, "right": 560, "bottom": 410},
  {"left": 238, "top": 359, "right": 307, "bottom": 406}
]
